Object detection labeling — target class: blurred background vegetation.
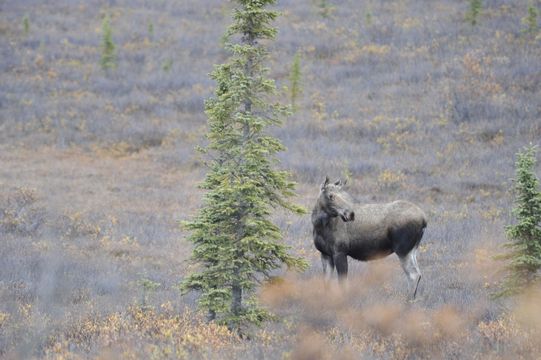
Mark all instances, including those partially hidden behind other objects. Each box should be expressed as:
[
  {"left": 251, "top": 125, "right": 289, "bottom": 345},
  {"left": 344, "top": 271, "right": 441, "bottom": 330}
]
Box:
[{"left": 0, "top": 0, "right": 540, "bottom": 358}]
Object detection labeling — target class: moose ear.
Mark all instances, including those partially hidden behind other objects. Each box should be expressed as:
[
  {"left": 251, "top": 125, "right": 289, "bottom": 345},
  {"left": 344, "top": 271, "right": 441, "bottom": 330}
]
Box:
[{"left": 321, "top": 176, "right": 330, "bottom": 190}]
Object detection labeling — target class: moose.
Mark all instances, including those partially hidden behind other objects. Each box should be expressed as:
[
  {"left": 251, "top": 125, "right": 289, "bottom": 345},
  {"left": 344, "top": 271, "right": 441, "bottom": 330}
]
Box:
[{"left": 312, "top": 177, "right": 427, "bottom": 298}]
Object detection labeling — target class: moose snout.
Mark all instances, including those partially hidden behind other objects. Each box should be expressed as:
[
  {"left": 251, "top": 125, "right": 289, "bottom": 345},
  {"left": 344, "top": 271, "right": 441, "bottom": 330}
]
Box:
[{"left": 341, "top": 210, "right": 355, "bottom": 222}]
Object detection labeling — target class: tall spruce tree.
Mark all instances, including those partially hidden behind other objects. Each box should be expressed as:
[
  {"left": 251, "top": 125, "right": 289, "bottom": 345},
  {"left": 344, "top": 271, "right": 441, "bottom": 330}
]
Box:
[
  {"left": 181, "top": 0, "right": 306, "bottom": 330},
  {"left": 494, "top": 146, "right": 541, "bottom": 298}
]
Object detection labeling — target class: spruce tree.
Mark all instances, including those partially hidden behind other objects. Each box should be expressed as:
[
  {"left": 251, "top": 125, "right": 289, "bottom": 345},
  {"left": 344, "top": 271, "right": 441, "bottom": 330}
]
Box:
[
  {"left": 494, "top": 146, "right": 541, "bottom": 298},
  {"left": 147, "top": 21, "right": 154, "bottom": 40},
  {"left": 23, "top": 15, "right": 30, "bottom": 36},
  {"left": 100, "top": 14, "right": 116, "bottom": 71},
  {"left": 181, "top": 0, "right": 306, "bottom": 330},
  {"left": 466, "top": 0, "right": 482, "bottom": 26},
  {"left": 289, "top": 51, "right": 302, "bottom": 112},
  {"left": 526, "top": 3, "right": 538, "bottom": 34}
]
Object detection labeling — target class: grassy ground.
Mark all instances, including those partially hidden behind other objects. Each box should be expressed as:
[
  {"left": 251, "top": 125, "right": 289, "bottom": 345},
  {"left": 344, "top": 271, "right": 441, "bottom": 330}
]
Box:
[{"left": 1, "top": 0, "right": 540, "bottom": 358}]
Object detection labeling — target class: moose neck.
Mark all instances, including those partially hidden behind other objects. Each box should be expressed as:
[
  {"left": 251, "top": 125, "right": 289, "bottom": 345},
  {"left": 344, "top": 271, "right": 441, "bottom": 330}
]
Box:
[
  {"left": 313, "top": 196, "right": 335, "bottom": 226},
  {"left": 315, "top": 196, "right": 328, "bottom": 214}
]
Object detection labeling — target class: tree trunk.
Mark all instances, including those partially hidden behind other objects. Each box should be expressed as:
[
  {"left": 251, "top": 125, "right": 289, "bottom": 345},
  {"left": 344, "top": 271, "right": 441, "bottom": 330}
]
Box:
[
  {"left": 228, "top": 21, "right": 255, "bottom": 326},
  {"left": 231, "top": 269, "right": 242, "bottom": 316}
]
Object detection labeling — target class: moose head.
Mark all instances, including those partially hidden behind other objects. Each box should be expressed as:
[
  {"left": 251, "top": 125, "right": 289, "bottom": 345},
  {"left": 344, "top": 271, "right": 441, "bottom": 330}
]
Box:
[{"left": 319, "top": 176, "right": 355, "bottom": 222}]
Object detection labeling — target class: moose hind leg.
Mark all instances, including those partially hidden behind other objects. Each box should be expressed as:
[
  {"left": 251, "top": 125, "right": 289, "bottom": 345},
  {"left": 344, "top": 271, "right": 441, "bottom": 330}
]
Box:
[
  {"left": 399, "top": 248, "right": 421, "bottom": 299},
  {"left": 411, "top": 249, "right": 422, "bottom": 298}
]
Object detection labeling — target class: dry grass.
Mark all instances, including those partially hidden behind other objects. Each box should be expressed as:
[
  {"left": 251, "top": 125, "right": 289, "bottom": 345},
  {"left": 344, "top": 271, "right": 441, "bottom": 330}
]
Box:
[
  {"left": 261, "top": 275, "right": 541, "bottom": 359},
  {"left": 44, "top": 305, "right": 239, "bottom": 359}
]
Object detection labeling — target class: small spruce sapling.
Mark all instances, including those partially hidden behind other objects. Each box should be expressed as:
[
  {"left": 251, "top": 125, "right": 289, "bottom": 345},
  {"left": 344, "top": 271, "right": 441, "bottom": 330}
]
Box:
[
  {"left": 139, "top": 278, "right": 161, "bottom": 308},
  {"left": 466, "top": 0, "right": 482, "bottom": 26},
  {"left": 289, "top": 52, "right": 302, "bottom": 112},
  {"left": 162, "top": 59, "right": 173, "bottom": 72},
  {"left": 100, "top": 14, "right": 116, "bottom": 71},
  {"left": 525, "top": 3, "right": 538, "bottom": 34},
  {"left": 23, "top": 15, "right": 30, "bottom": 36},
  {"left": 148, "top": 21, "right": 154, "bottom": 40},
  {"left": 365, "top": 11, "right": 373, "bottom": 26},
  {"left": 318, "top": 0, "right": 334, "bottom": 18}
]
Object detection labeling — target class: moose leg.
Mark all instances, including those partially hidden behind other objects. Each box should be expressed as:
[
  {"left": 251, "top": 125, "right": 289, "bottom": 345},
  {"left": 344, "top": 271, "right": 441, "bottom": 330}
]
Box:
[
  {"left": 399, "top": 248, "right": 421, "bottom": 299},
  {"left": 411, "top": 249, "right": 422, "bottom": 298},
  {"left": 333, "top": 253, "right": 348, "bottom": 282},
  {"left": 320, "top": 253, "right": 334, "bottom": 279}
]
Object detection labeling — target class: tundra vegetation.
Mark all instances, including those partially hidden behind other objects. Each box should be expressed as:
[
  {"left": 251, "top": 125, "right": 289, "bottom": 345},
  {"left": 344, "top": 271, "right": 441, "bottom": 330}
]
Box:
[{"left": 1, "top": 0, "right": 540, "bottom": 359}]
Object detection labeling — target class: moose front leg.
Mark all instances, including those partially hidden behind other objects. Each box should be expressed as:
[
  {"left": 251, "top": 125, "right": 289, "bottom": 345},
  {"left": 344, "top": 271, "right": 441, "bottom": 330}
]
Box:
[
  {"left": 320, "top": 253, "right": 334, "bottom": 280},
  {"left": 333, "top": 253, "right": 348, "bottom": 281}
]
